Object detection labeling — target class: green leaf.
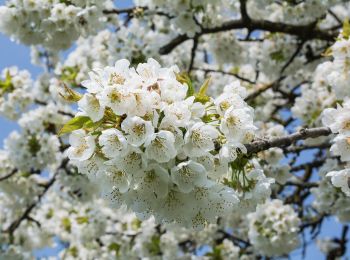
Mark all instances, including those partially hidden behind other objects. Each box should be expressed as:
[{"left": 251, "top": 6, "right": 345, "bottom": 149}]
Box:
[
  {"left": 198, "top": 77, "right": 211, "bottom": 96},
  {"left": 58, "top": 116, "right": 92, "bottom": 136},
  {"left": 230, "top": 66, "right": 240, "bottom": 75},
  {"left": 76, "top": 216, "right": 89, "bottom": 224},
  {"left": 322, "top": 47, "right": 333, "bottom": 57},
  {"left": 61, "top": 217, "right": 71, "bottom": 232},
  {"left": 68, "top": 246, "right": 78, "bottom": 257},
  {"left": 270, "top": 50, "right": 285, "bottom": 62},
  {"left": 46, "top": 208, "right": 54, "bottom": 219},
  {"left": 27, "top": 135, "right": 41, "bottom": 155},
  {"left": 205, "top": 245, "right": 223, "bottom": 259},
  {"left": 202, "top": 113, "right": 220, "bottom": 123},
  {"left": 176, "top": 72, "right": 194, "bottom": 97},
  {"left": 343, "top": 18, "right": 350, "bottom": 39},
  {"left": 60, "top": 66, "right": 78, "bottom": 85},
  {"left": 131, "top": 218, "right": 142, "bottom": 230},
  {"left": 194, "top": 77, "right": 211, "bottom": 104},
  {"left": 59, "top": 0, "right": 73, "bottom": 4},
  {"left": 131, "top": 51, "right": 147, "bottom": 66},
  {"left": 59, "top": 83, "right": 82, "bottom": 102},
  {"left": 108, "top": 243, "right": 121, "bottom": 255},
  {"left": 146, "top": 235, "right": 161, "bottom": 256},
  {"left": 0, "top": 71, "right": 14, "bottom": 96}
]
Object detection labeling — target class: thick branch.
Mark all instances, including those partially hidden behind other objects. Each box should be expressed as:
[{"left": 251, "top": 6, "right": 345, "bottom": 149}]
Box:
[
  {"left": 245, "top": 127, "right": 332, "bottom": 154},
  {"left": 103, "top": 7, "right": 145, "bottom": 15},
  {"left": 160, "top": 18, "right": 337, "bottom": 54},
  {"left": 103, "top": 6, "right": 173, "bottom": 19}
]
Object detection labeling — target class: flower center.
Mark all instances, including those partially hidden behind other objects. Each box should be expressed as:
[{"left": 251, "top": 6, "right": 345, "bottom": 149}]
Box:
[
  {"left": 109, "top": 89, "right": 122, "bottom": 103},
  {"left": 109, "top": 73, "right": 125, "bottom": 85},
  {"left": 133, "top": 123, "right": 145, "bottom": 136},
  {"left": 227, "top": 115, "right": 239, "bottom": 127}
]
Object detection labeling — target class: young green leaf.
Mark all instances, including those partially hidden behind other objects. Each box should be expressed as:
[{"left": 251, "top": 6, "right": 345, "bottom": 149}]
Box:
[
  {"left": 58, "top": 116, "right": 91, "bottom": 136},
  {"left": 176, "top": 72, "right": 194, "bottom": 97}
]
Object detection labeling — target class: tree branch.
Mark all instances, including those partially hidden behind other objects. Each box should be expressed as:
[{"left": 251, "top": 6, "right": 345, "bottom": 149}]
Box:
[
  {"left": 2, "top": 159, "right": 68, "bottom": 235},
  {"left": 0, "top": 169, "right": 17, "bottom": 182},
  {"left": 245, "top": 127, "right": 332, "bottom": 154},
  {"left": 245, "top": 77, "right": 285, "bottom": 101},
  {"left": 187, "top": 37, "right": 198, "bottom": 73},
  {"left": 159, "top": 18, "right": 337, "bottom": 55},
  {"left": 192, "top": 67, "right": 255, "bottom": 84}
]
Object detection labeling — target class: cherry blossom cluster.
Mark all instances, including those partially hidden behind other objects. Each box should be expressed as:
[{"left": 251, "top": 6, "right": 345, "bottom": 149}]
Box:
[
  {"left": 322, "top": 98, "right": 350, "bottom": 196},
  {"left": 0, "top": 0, "right": 113, "bottom": 51},
  {"left": 134, "top": 0, "right": 235, "bottom": 37},
  {"left": 65, "top": 58, "right": 270, "bottom": 229},
  {"left": 1, "top": 154, "right": 257, "bottom": 259},
  {"left": 2, "top": 0, "right": 350, "bottom": 258},
  {"left": 324, "top": 36, "right": 350, "bottom": 99},
  {"left": 4, "top": 131, "right": 61, "bottom": 172},
  {"left": 0, "top": 67, "right": 32, "bottom": 120},
  {"left": 247, "top": 199, "right": 301, "bottom": 257},
  {"left": 292, "top": 63, "right": 336, "bottom": 125},
  {"left": 255, "top": 122, "right": 292, "bottom": 185},
  {"left": 311, "top": 159, "right": 350, "bottom": 223},
  {"left": 320, "top": 34, "right": 350, "bottom": 196},
  {"left": 247, "top": 0, "right": 342, "bottom": 25},
  {"left": 54, "top": 23, "right": 192, "bottom": 87}
]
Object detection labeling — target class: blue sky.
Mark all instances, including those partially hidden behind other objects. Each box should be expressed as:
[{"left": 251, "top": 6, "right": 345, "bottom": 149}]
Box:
[{"left": 0, "top": 0, "right": 348, "bottom": 258}]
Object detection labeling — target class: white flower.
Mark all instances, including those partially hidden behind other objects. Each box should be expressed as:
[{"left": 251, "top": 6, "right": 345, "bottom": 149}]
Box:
[
  {"left": 103, "top": 166, "right": 130, "bottom": 193},
  {"left": 130, "top": 88, "right": 159, "bottom": 116},
  {"left": 214, "top": 90, "right": 246, "bottom": 115},
  {"left": 220, "top": 107, "right": 256, "bottom": 142},
  {"left": 136, "top": 164, "right": 170, "bottom": 198},
  {"left": 98, "top": 128, "right": 128, "bottom": 159},
  {"left": 327, "top": 169, "right": 350, "bottom": 196},
  {"left": 163, "top": 100, "right": 192, "bottom": 127},
  {"left": 158, "top": 123, "right": 184, "bottom": 150},
  {"left": 98, "top": 85, "right": 136, "bottom": 116},
  {"left": 144, "top": 131, "right": 177, "bottom": 163},
  {"left": 75, "top": 154, "right": 106, "bottom": 179},
  {"left": 121, "top": 116, "right": 154, "bottom": 147},
  {"left": 219, "top": 141, "right": 247, "bottom": 162},
  {"left": 78, "top": 93, "right": 104, "bottom": 122},
  {"left": 82, "top": 69, "right": 105, "bottom": 94},
  {"left": 156, "top": 189, "right": 192, "bottom": 226},
  {"left": 322, "top": 101, "right": 350, "bottom": 135},
  {"left": 66, "top": 130, "right": 95, "bottom": 161},
  {"left": 108, "top": 147, "right": 143, "bottom": 173},
  {"left": 330, "top": 135, "right": 350, "bottom": 162},
  {"left": 104, "top": 59, "right": 133, "bottom": 86},
  {"left": 136, "top": 58, "right": 163, "bottom": 86},
  {"left": 194, "top": 153, "right": 215, "bottom": 172},
  {"left": 171, "top": 161, "right": 207, "bottom": 193},
  {"left": 219, "top": 239, "right": 240, "bottom": 259},
  {"left": 159, "top": 78, "right": 188, "bottom": 104},
  {"left": 184, "top": 122, "right": 219, "bottom": 157}
]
